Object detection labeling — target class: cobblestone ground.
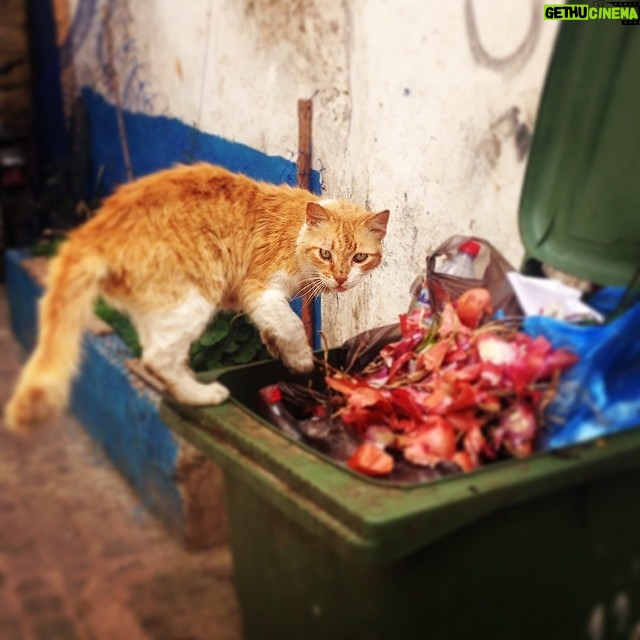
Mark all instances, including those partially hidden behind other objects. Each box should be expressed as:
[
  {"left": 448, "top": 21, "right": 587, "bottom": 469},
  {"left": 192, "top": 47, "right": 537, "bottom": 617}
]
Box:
[{"left": 0, "top": 288, "right": 244, "bottom": 640}]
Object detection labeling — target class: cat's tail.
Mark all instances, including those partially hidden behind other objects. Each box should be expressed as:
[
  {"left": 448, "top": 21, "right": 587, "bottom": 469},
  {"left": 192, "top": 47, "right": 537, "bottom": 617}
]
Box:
[{"left": 4, "top": 242, "right": 106, "bottom": 432}]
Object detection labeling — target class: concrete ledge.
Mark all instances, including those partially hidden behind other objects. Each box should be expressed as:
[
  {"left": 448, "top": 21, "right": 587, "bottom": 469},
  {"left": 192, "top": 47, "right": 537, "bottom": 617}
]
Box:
[{"left": 4, "top": 249, "right": 227, "bottom": 551}]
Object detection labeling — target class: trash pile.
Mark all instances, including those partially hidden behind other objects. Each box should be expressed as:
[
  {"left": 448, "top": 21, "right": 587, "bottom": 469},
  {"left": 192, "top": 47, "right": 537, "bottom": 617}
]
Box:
[
  {"left": 260, "top": 285, "right": 579, "bottom": 482},
  {"left": 326, "top": 291, "right": 579, "bottom": 477},
  {"left": 258, "top": 233, "right": 640, "bottom": 482}
]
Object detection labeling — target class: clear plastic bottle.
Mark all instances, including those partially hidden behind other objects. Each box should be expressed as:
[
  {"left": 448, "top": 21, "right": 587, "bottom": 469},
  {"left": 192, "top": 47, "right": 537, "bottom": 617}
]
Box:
[
  {"left": 409, "top": 240, "right": 481, "bottom": 317},
  {"left": 437, "top": 240, "right": 481, "bottom": 278},
  {"left": 409, "top": 273, "right": 432, "bottom": 311}
]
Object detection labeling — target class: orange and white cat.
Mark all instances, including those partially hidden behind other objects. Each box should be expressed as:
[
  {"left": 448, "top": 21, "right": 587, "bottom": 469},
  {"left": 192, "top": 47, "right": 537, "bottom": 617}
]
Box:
[{"left": 5, "top": 163, "right": 389, "bottom": 431}]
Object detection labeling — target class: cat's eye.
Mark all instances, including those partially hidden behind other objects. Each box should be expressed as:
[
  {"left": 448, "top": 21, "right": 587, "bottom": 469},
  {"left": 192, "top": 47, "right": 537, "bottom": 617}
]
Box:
[
  {"left": 319, "top": 248, "right": 332, "bottom": 261},
  {"left": 353, "top": 253, "right": 368, "bottom": 263}
]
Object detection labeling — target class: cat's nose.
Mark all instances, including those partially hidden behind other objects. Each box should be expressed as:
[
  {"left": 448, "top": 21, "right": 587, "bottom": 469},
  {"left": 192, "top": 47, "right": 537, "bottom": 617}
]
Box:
[{"left": 334, "top": 275, "right": 347, "bottom": 285}]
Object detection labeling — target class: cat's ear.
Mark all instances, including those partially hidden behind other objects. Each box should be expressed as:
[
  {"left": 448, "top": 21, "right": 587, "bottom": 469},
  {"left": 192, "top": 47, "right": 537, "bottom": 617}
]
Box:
[
  {"left": 306, "top": 202, "right": 330, "bottom": 227},
  {"left": 366, "top": 210, "right": 390, "bottom": 239}
]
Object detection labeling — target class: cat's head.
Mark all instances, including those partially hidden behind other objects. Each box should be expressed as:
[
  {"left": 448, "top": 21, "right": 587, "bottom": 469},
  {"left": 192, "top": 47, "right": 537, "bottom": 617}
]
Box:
[{"left": 297, "top": 200, "right": 390, "bottom": 295}]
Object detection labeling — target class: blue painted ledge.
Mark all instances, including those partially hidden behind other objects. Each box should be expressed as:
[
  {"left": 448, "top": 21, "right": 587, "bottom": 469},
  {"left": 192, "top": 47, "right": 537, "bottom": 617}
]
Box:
[{"left": 5, "top": 249, "right": 227, "bottom": 550}]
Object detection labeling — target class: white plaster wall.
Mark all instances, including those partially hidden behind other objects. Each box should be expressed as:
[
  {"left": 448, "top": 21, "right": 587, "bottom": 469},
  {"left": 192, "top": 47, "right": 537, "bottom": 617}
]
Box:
[
  {"left": 323, "top": 0, "right": 559, "bottom": 343},
  {"left": 68, "top": 0, "right": 559, "bottom": 345}
]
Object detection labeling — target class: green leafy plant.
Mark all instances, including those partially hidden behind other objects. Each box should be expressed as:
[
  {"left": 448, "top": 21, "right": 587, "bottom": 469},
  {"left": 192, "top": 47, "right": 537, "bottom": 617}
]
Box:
[
  {"left": 94, "top": 297, "right": 142, "bottom": 357},
  {"left": 190, "top": 312, "right": 271, "bottom": 372},
  {"left": 30, "top": 235, "right": 68, "bottom": 258}
]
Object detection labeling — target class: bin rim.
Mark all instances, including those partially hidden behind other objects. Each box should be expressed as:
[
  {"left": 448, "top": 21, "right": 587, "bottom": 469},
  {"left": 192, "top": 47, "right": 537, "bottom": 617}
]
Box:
[{"left": 161, "top": 378, "right": 640, "bottom": 565}]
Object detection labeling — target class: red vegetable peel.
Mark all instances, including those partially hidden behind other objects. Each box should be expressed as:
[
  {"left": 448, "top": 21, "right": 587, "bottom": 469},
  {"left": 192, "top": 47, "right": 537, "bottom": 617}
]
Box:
[{"left": 314, "top": 288, "right": 578, "bottom": 478}]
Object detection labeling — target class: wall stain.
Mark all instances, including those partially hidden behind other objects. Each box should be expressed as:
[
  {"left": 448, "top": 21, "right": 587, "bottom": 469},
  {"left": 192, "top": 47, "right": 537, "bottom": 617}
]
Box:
[
  {"left": 241, "top": 0, "right": 339, "bottom": 63},
  {"left": 237, "top": 0, "right": 352, "bottom": 181},
  {"left": 465, "top": 0, "right": 541, "bottom": 77},
  {"left": 478, "top": 106, "right": 532, "bottom": 170},
  {"left": 514, "top": 121, "right": 532, "bottom": 161}
]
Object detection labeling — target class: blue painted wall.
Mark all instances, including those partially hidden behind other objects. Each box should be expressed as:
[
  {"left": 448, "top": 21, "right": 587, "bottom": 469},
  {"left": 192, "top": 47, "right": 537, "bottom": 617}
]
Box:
[
  {"left": 71, "top": 334, "right": 184, "bottom": 535},
  {"left": 5, "top": 250, "right": 39, "bottom": 351},
  {"left": 82, "top": 86, "right": 322, "bottom": 197}
]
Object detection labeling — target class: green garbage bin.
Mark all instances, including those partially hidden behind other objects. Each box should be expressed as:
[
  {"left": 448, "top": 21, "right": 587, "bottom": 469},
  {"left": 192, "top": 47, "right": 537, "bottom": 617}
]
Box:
[{"left": 160, "top": 19, "right": 640, "bottom": 640}]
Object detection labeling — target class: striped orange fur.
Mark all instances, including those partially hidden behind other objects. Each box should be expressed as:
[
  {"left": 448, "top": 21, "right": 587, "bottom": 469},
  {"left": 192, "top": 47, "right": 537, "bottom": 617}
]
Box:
[{"left": 5, "top": 163, "right": 389, "bottom": 431}]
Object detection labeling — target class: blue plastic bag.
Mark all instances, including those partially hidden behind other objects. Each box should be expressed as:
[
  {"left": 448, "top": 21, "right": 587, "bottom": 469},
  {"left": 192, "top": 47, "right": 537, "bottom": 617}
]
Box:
[{"left": 523, "top": 291, "right": 640, "bottom": 450}]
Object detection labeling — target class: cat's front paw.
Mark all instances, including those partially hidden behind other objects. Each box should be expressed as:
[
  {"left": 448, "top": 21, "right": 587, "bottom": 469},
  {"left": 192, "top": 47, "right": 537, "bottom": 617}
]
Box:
[
  {"left": 260, "top": 330, "right": 280, "bottom": 359},
  {"left": 281, "top": 347, "right": 314, "bottom": 375}
]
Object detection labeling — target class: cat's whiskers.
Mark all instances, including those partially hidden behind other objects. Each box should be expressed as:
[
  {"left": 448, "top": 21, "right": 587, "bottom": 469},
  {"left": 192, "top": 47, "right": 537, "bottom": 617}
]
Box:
[
  {"left": 297, "top": 277, "right": 327, "bottom": 299},
  {"left": 297, "top": 282, "right": 324, "bottom": 299}
]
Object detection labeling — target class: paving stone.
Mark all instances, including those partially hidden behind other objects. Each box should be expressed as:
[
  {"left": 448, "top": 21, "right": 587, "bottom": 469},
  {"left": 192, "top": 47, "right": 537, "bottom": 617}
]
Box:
[
  {"left": 21, "top": 593, "right": 66, "bottom": 617},
  {"left": 31, "top": 616, "right": 78, "bottom": 640},
  {"left": 14, "top": 578, "right": 50, "bottom": 596},
  {"left": 0, "top": 615, "right": 25, "bottom": 640}
]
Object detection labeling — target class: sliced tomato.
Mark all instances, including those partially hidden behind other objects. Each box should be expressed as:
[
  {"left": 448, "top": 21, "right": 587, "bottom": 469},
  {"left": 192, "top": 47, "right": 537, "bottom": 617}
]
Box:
[
  {"left": 413, "top": 417, "right": 457, "bottom": 459},
  {"left": 347, "top": 443, "right": 394, "bottom": 476},
  {"left": 455, "top": 288, "right": 493, "bottom": 329},
  {"left": 452, "top": 451, "right": 475, "bottom": 472}
]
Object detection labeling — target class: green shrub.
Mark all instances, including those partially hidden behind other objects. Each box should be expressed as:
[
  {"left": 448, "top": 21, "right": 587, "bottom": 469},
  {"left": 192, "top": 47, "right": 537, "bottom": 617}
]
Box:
[
  {"left": 30, "top": 236, "right": 67, "bottom": 258},
  {"left": 190, "top": 312, "right": 271, "bottom": 371},
  {"left": 94, "top": 297, "right": 142, "bottom": 357}
]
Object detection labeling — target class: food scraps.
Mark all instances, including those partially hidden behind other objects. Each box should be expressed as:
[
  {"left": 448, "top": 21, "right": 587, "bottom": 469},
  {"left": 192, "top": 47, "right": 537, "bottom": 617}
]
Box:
[
  {"left": 334, "top": 289, "right": 578, "bottom": 477},
  {"left": 263, "top": 288, "right": 579, "bottom": 481}
]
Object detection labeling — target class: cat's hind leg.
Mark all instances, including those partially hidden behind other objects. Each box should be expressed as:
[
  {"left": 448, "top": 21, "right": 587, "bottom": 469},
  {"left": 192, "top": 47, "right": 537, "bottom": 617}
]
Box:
[{"left": 133, "top": 290, "right": 229, "bottom": 406}]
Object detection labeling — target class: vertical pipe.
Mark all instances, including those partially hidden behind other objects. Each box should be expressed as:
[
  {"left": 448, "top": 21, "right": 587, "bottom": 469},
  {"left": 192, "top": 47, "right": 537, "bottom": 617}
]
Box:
[{"left": 297, "top": 98, "right": 315, "bottom": 347}]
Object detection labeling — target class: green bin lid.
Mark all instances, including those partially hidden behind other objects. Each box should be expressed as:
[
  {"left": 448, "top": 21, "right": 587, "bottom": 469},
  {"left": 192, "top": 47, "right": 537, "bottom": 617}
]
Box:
[{"left": 519, "top": 19, "right": 640, "bottom": 286}]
